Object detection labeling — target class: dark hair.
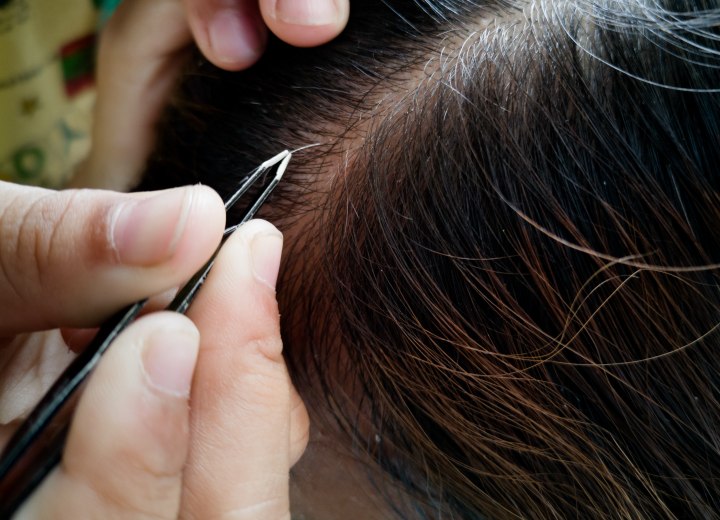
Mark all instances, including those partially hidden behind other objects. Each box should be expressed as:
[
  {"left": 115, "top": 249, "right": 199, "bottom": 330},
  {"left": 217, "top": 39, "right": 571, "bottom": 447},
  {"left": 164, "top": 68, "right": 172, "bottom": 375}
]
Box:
[{"left": 139, "top": 0, "right": 720, "bottom": 517}]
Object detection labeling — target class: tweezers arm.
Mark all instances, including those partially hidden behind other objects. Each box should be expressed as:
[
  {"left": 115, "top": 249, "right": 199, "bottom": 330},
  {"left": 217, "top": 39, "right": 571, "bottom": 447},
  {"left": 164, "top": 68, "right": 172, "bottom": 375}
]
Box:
[
  {"left": 0, "top": 149, "right": 292, "bottom": 516},
  {"left": 0, "top": 300, "right": 147, "bottom": 517},
  {"left": 166, "top": 255, "right": 218, "bottom": 314}
]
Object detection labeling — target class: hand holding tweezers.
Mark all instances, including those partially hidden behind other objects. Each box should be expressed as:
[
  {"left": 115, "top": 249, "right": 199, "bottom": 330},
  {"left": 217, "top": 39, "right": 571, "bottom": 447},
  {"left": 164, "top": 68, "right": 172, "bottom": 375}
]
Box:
[{"left": 0, "top": 150, "right": 292, "bottom": 517}]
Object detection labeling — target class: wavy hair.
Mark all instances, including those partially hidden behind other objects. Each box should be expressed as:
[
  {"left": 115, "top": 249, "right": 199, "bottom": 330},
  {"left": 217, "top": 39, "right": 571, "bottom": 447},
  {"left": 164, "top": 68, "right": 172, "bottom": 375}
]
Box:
[{"left": 140, "top": 0, "right": 720, "bottom": 517}]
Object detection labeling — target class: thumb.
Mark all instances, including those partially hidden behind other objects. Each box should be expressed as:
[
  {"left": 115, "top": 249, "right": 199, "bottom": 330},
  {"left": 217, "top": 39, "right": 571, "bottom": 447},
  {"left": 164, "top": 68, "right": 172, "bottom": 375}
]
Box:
[
  {"left": 0, "top": 182, "right": 224, "bottom": 334},
  {"left": 16, "top": 313, "right": 199, "bottom": 519},
  {"left": 182, "top": 220, "right": 310, "bottom": 518}
]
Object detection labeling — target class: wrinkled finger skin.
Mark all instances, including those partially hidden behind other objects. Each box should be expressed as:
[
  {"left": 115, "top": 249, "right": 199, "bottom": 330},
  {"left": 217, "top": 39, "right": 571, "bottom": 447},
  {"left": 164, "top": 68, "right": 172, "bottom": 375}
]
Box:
[{"left": 0, "top": 183, "right": 224, "bottom": 334}]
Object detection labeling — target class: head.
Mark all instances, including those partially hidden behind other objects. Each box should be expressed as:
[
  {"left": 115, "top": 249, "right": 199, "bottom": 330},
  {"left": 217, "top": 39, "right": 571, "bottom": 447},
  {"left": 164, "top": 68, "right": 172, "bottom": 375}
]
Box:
[{"left": 139, "top": 0, "right": 720, "bottom": 517}]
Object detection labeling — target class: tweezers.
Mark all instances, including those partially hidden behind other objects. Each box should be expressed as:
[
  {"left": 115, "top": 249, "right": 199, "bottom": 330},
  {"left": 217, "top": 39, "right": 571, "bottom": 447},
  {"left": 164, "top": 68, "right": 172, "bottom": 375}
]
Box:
[{"left": 0, "top": 150, "right": 292, "bottom": 517}]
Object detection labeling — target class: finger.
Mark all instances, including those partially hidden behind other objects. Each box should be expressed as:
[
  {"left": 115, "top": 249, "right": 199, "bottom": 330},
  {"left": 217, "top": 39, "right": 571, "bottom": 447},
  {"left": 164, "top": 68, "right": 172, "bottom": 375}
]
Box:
[
  {"left": 259, "top": 0, "right": 350, "bottom": 47},
  {"left": 61, "top": 327, "right": 98, "bottom": 352},
  {"left": 75, "top": 0, "right": 191, "bottom": 190},
  {"left": 0, "top": 182, "right": 225, "bottom": 334},
  {"left": 0, "top": 331, "right": 75, "bottom": 430},
  {"left": 184, "top": 0, "right": 268, "bottom": 71},
  {"left": 16, "top": 312, "right": 199, "bottom": 519},
  {"left": 183, "top": 220, "right": 309, "bottom": 518},
  {"left": 61, "top": 287, "right": 179, "bottom": 352}
]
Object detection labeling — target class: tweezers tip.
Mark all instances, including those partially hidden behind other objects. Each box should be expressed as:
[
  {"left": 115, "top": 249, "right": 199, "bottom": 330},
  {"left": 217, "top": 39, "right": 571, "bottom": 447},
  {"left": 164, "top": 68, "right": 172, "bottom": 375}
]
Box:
[
  {"left": 275, "top": 153, "right": 292, "bottom": 181},
  {"left": 260, "top": 149, "right": 290, "bottom": 170}
]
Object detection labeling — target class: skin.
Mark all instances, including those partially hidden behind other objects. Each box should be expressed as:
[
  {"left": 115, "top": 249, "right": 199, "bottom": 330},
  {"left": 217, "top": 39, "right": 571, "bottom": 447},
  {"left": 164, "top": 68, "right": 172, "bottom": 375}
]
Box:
[
  {"left": 0, "top": 0, "right": 345, "bottom": 515},
  {"left": 76, "top": 0, "right": 350, "bottom": 191},
  {"left": 9, "top": 220, "right": 310, "bottom": 519},
  {"left": 186, "top": 0, "right": 351, "bottom": 68}
]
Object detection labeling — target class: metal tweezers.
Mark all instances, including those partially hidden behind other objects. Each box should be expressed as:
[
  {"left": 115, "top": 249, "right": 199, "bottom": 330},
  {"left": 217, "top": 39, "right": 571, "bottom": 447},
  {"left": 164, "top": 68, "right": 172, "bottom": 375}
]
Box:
[{"left": 0, "top": 150, "right": 292, "bottom": 517}]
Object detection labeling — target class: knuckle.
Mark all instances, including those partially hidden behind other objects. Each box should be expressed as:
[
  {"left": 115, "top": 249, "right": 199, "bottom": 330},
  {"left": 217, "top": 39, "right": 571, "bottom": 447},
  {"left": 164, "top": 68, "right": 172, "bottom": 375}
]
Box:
[
  {"left": 0, "top": 189, "right": 56, "bottom": 302},
  {"left": 76, "top": 190, "right": 118, "bottom": 267},
  {"left": 214, "top": 496, "right": 290, "bottom": 520},
  {"left": 245, "top": 334, "right": 285, "bottom": 364},
  {"left": 50, "top": 189, "right": 116, "bottom": 268},
  {"left": 33, "top": 190, "right": 75, "bottom": 282},
  {"left": 24, "top": 189, "right": 114, "bottom": 278},
  {"left": 0, "top": 184, "right": 117, "bottom": 327},
  {"left": 127, "top": 445, "right": 186, "bottom": 483},
  {"left": 0, "top": 190, "right": 29, "bottom": 301},
  {"left": 63, "top": 450, "right": 181, "bottom": 519},
  {"left": 235, "top": 344, "right": 290, "bottom": 410}
]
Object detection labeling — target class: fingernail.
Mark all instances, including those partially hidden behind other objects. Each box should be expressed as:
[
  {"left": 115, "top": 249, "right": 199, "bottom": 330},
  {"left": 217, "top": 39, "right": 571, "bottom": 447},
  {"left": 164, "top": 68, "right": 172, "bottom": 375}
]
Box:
[
  {"left": 111, "top": 188, "right": 193, "bottom": 266},
  {"left": 250, "top": 231, "right": 283, "bottom": 290},
  {"left": 208, "top": 9, "right": 263, "bottom": 65},
  {"left": 272, "top": 0, "right": 340, "bottom": 25},
  {"left": 142, "top": 326, "right": 199, "bottom": 397}
]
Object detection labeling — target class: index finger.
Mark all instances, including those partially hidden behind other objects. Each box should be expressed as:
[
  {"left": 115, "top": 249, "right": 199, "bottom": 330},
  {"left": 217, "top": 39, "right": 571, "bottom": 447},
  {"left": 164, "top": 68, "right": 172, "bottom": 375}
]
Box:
[
  {"left": 259, "top": 0, "right": 350, "bottom": 47},
  {"left": 184, "top": 0, "right": 349, "bottom": 70},
  {"left": 184, "top": 0, "right": 268, "bottom": 70},
  {"left": 0, "top": 183, "right": 224, "bottom": 334},
  {"left": 182, "top": 220, "right": 309, "bottom": 518}
]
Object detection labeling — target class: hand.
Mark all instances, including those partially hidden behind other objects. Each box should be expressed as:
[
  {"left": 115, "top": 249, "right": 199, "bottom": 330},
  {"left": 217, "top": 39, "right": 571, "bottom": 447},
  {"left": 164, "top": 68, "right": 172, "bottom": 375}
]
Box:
[
  {"left": 75, "top": 0, "right": 349, "bottom": 191},
  {"left": 185, "top": 0, "right": 351, "bottom": 68},
  {"left": 0, "top": 182, "right": 225, "bottom": 436},
  {"left": 181, "top": 220, "right": 310, "bottom": 517},
  {"left": 9, "top": 220, "right": 309, "bottom": 518}
]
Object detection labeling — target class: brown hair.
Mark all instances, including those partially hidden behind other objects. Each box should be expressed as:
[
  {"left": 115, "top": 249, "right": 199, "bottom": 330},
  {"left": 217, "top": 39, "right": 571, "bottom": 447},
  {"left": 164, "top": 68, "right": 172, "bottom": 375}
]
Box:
[{"left": 141, "top": 0, "right": 720, "bottom": 516}]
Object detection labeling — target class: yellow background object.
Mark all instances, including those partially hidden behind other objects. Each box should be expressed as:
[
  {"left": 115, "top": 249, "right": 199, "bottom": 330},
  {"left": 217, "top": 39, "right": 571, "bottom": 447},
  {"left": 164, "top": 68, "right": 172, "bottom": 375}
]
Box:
[{"left": 0, "top": 0, "right": 98, "bottom": 187}]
